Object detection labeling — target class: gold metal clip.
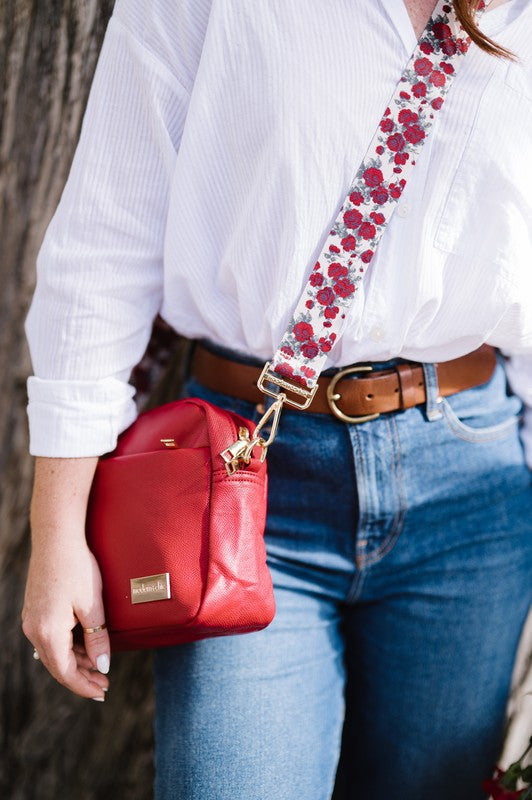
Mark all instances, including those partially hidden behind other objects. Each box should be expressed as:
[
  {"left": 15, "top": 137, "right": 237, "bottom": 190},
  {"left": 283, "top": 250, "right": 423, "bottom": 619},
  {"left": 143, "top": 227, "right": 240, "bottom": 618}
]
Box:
[{"left": 257, "top": 362, "right": 318, "bottom": 410}]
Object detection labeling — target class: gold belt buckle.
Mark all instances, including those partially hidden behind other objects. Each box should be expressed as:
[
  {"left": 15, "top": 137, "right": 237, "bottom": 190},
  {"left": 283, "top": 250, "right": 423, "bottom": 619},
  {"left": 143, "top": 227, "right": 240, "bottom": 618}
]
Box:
[{"left": 326, "top": 365, "right": 381, "bottom": 424}]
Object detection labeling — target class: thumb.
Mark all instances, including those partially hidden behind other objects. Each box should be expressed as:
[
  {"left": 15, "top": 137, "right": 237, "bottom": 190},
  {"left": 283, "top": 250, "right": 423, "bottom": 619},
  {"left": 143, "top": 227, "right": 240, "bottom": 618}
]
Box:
[{"left": 78, "top": 609, "right": 111, "bottom": 675}]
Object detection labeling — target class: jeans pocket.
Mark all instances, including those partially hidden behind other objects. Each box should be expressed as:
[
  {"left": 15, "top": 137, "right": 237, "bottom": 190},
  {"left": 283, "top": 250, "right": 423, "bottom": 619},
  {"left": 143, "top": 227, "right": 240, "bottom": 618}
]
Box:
[{"left": 440, "top": 396, "right": 522, "bottom": 444}]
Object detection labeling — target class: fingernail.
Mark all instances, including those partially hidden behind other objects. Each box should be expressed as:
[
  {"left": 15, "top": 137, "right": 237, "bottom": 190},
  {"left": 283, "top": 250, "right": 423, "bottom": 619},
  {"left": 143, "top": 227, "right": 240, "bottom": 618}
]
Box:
[
  {"left": 102, "top": 687, "right": 109, "bottom": 693},
  {"left": 96, "top": 654, "right": 110, "bottom": 674},
  {"left": 92, "top": 697, "right": 105, "bottom": 703}
]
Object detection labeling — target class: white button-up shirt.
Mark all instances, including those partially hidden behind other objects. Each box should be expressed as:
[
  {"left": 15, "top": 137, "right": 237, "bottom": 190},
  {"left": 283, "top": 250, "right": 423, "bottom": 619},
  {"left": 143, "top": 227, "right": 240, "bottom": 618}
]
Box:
[{"left": 24, "top": 0, "right": 532, "bottom": 463}]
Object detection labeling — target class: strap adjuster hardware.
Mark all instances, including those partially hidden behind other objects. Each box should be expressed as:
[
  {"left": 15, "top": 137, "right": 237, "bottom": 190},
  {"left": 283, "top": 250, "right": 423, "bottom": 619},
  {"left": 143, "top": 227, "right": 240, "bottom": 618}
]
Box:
[{"left": 257, "top": 362, "right": 318, "bottom": 410}]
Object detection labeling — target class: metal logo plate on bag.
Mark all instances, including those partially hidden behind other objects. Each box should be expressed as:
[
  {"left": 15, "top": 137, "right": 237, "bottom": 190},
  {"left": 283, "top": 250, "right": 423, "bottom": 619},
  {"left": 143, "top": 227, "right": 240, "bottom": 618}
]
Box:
[{"left": 130, "top": 573, "right": 171, "bottom": 604}]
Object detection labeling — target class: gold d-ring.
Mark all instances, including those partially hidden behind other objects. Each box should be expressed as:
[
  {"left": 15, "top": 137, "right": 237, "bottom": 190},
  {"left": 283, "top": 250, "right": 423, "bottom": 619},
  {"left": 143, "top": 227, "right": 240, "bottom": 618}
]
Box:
[{"left": 326, "top": 365, "right": 381, "bottom": 424}]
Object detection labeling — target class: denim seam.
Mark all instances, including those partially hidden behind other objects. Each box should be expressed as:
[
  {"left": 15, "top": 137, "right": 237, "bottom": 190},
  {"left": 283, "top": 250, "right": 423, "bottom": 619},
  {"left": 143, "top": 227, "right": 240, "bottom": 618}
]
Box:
[
  {"left": 346, "top": 423, "right": 369, "bottom": 602},
  {"left": 356, "top": 415, "right": 406, "bottom": 569}
]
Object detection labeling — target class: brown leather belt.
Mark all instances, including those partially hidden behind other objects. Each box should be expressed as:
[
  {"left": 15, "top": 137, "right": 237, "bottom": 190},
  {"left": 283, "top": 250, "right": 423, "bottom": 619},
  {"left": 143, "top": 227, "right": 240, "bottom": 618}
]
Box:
[{"left": 191, "top": 342, "right": 497, "bottom": 422}]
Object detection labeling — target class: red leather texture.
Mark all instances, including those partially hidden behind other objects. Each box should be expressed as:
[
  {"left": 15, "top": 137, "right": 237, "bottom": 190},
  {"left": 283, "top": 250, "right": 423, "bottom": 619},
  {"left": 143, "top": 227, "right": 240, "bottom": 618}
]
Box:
[{"left": 85, "top": 398, "right": 274, "bottom": 651}]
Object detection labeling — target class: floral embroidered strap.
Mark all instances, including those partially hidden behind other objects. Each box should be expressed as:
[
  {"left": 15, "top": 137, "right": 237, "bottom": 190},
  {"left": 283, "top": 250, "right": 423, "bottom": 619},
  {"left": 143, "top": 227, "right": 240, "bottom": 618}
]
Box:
[{"left": 260, "top": 0, "right": 490, "bottom": 403}]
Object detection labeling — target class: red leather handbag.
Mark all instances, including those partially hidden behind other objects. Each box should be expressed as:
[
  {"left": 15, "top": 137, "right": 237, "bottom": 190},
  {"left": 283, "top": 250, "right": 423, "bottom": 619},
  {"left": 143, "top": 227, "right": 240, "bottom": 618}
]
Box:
[
  {"left": 86, "top": 398, "right": 274, "bottom": 651},
  {"left": 85, "top": 0, "right": 480, "bottom": 652}
]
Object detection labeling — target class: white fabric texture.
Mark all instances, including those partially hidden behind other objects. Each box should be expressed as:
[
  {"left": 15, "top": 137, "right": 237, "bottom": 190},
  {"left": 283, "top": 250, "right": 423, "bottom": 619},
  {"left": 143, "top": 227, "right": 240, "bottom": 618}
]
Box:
[{"left": 25, "top": 0, "right": 532, "bottom": 461}]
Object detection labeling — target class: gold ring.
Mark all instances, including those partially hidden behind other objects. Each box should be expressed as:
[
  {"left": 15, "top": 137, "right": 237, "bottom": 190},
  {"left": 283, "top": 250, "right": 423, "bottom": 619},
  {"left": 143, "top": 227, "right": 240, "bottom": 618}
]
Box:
[
  {"left": 32, "top": 648, "right": 40, "bottom": 660},
  {"left": 83, "top": 623, "right": 107, "bottom": 634}
]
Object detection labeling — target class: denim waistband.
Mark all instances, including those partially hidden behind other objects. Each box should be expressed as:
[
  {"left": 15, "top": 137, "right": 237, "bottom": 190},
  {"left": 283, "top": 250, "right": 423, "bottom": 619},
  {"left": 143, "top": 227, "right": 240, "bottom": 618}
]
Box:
[{"left": 198, "top": 338, "right": 412, "bottom": 376}]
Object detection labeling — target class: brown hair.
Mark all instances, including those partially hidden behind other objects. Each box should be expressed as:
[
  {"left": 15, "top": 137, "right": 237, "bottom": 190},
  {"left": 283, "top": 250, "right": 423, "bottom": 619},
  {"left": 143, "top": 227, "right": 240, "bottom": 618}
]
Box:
[{"left": 453, "top": 1, "right": 515, "bottom": 59}]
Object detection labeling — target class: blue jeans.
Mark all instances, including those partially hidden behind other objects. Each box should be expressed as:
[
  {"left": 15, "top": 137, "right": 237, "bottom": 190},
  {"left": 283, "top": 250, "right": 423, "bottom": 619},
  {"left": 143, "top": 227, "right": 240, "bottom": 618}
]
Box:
[{"left": 153, "top": 347, "right": 532, "bottom": 800}]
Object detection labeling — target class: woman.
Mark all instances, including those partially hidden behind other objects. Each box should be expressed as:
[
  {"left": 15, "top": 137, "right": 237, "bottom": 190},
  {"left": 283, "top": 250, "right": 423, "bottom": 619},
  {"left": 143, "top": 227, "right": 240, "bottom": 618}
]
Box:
[{"left": 21, "top": 1, "right": 532, "bottom": 798}]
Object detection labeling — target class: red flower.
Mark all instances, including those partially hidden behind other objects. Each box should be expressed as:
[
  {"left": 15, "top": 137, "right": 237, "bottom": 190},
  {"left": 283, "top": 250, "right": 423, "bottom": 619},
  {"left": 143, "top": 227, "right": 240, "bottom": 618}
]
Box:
[
  {"left": 359, "top": 221, "right": 376, "bottom": 240},
  {"left": 380, "top": 118, "right": 394, "bottom": 133},
  {"left": 398, "top": 109, "right": 418, "bottom": 126},
  {"left": 387, "top": 133, "right": 405, "bottom": 152},
  {"left": 389, "top": 183, "right": 402, "bottom": 199},
  {"left": 320, "top": 340, "right": 332, "bottom": 353},
  {"left": 419, "top": 41, "right": 433, "bottom": 55},
  {"left": 395, "top": 152, "right": 409, "bottom": 165},
  {"left": 329, "top": 244, "right": 340, "bottom": 253},
  {"left": 482, "top": 774, "right": 523, "bottom": 799},
  {"left": 324, "top": 305, "right": 339, "bottom": 319},
  {"left": 412, "top": 81, "right": 427, "bottom": 98},
  {"left": 313, "top": 260, "right": 321, "bottom": 271},
  {"left": 343, "top": 208, "right": 363, "bottom": 229},
  {"left": 281, "top": 345, "right": 294, "bottom": 358},
  {"left": 432, "top": 21, "right": 452, "bottom": 41},
  {"left": 275, "top": 362, "right": 294, "bottom": 378},
  {"left": 441, "top": 61, "right": 454, "bottom": 75},
  {"left": 414, "top": 57, "right": 433, "bottom": 76},
  {"left": 363, "top": 167, "right": 384, "bottom": 187},
  {"left": 371, "top": 186, "right": 389, "bottom": 205},
  {"left": 334, "top": 278, "right": 356, "bottom": 298},
  {"left": 301, "top": 365, "right": 316, "bottom": 380},
  {"left": 328, "top": 262, "right": 348, "bottom": 279},
  {"left": 301, "top": 341, "right": 320, "bottom": 359},
  {"left": 370, "top": 212, "right": 385, "bottom": 225},
  {"left": 399, "top": 90, "right": 411, "bottom": 100},
  {"left": 316, "top": 287, "right": 336, "bottom": 306},
  {"left": 361, "top": 249, "right": 374, "bottom": 263},
  {"left": 305, "top": 300, "right": 314, "bottom": 309},
  {"left": 430, "top": 70, "right": 446, "bottom": 87},
  {"left": 375, "top": 145, "right": 385, "bottom": 155},
  {"left": 431, "top": 97, "right": 444, "bottom": 110},
  {"left": 441, "top": 38, "right": 458, "bottom": 56},
  {"left": 349, "top": 190, "right": 364, "bottom": 205},
  {"left": 341, "top": 235, "right": 357, "bottom": 251},
  {"left": 309, "top": 272, "right": 324, "bottom": 287},
  {"left": 404, "top": 124, "right": 425, "bottom": 145},
  {"left": 293, "top": 321, "right": 314, "bottom": 341}
]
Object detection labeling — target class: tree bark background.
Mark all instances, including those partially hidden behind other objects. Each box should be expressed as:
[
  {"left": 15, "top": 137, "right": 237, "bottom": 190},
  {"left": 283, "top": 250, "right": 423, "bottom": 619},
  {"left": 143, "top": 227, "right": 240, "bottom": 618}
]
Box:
[
  {"left": 1, "top": 2, "right": 156, "bottom": 798},
  {"left": 0, "top": 1, "right": 530, "bottom": 798}
]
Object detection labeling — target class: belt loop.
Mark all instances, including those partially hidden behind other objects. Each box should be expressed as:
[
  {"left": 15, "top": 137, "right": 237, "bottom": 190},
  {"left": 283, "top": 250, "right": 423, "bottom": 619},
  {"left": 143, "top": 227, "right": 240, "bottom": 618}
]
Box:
[{"left": 422, "top": 362, "right": 443, "bottom": 422}]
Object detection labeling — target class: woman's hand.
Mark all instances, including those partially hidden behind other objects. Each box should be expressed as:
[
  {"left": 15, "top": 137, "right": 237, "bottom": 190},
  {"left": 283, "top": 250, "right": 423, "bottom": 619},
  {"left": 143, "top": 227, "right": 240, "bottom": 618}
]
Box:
[{"left": 21, "top": 456, "right": 110, "bottom": 700}]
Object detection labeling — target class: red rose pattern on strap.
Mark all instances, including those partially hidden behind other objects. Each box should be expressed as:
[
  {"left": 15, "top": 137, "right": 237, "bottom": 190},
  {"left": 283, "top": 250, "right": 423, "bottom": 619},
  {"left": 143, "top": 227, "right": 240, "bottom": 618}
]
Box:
[{"left": 271, "top": 0, "right": 488, "bottom": 388}]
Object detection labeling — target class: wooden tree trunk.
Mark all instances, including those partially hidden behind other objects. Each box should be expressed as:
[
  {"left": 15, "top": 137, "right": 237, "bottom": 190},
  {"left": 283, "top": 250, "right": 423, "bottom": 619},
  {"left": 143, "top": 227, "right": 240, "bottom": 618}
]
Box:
[
  {"left": 0, "top": 2, "right": 530, "bottom": 798},
  {"left": 0, "top": 3, "right": 155, "bottom": 798}
]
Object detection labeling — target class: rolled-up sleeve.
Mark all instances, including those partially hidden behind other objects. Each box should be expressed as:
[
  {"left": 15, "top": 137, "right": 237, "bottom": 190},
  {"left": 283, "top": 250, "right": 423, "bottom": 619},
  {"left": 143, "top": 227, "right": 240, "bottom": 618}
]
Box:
[{"left": 24, "top": 4, "right": 190, "bottom": 456}]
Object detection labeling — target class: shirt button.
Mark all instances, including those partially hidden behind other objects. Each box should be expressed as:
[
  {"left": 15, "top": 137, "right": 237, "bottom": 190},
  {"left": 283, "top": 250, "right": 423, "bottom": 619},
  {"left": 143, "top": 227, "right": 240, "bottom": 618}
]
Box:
[
  {"left": 396, "top": 203, "right": 410, "bottom": 218},
  {"left": 370, "top": 325, "right": 385, "bottom": 342}
]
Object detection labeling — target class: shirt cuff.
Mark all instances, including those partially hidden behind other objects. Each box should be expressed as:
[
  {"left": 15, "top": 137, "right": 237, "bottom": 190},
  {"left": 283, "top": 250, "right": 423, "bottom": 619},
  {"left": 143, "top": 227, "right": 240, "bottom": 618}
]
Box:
[{"left": 26, "top": 376, "right": 138, "bottom": 457}]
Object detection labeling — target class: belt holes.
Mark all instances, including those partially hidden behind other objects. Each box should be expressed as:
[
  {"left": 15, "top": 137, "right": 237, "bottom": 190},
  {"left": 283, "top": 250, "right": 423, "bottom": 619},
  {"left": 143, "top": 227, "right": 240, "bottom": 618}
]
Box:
[
  {"left": 367, "top": 393, "right": 374, "bottom": 399},
  {"left": 394, "top": 387, "right": 399, "bottom": 393}
]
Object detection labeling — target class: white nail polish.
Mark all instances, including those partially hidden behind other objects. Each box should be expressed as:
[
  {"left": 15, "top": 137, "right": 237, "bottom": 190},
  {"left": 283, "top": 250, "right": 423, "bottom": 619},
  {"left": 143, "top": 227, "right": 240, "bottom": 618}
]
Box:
[
  {"left": 96, "top": 654, "right": 110, "bottom": 674},
  {"left": 102, "top": 687, "right": 109, "bottom": 692},
  {"left": 92, "top": 697, "right": 105, "bottom": 702}
]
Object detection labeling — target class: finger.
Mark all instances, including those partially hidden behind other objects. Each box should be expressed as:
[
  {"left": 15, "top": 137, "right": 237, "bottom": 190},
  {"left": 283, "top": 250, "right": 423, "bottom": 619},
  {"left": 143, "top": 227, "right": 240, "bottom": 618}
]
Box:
[
  {"left": 73, "top": 650, "right": 109, "bottom": 691},
  {"left": 78, "top": 612, "right": 111, "bottom": 676},
  {"left": 35, "top": 630, "right": 108, "bottom": 700},
  {"left": 74, "top": 649, "right": 99, "bottom": 671},
  {"left": 79, "top": 666, "right": 109, "bottom": 695}
]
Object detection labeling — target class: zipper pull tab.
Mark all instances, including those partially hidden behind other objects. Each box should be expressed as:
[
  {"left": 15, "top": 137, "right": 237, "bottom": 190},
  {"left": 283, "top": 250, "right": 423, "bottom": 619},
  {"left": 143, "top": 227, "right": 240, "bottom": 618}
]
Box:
[{"left": 220, "top": 427, "right": 252, "bottom": 475}]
